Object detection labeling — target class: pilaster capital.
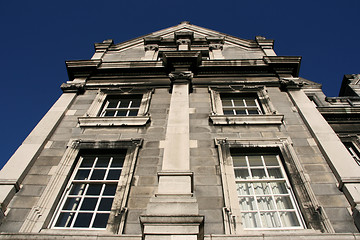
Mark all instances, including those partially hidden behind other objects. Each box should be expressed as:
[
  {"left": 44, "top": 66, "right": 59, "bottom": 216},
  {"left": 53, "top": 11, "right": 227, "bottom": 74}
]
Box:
[
  {"left": 209, "top": 43, "right": 223, "bottom": 51},
  {"left": 60, "top": 83, "right": 85, "bottom": 94},
  {"left": 144, "top": 44, "right": 159, "bottom": 52},
  {"left": 176, "top": 39, "right": 191, "bottom": 46}
]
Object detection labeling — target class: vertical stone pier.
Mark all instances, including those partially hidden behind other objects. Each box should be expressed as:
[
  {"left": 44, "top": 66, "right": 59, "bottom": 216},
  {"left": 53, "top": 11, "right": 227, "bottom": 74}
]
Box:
[{"left": 140, "top": 71, "right": 204, "bottom": 240}]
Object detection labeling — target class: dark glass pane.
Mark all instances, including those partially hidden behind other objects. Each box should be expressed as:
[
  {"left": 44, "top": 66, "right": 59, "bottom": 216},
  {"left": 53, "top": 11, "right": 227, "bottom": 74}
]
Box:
[
  {"left": 69, "top": 183, "right": 86, "bottom": 195},
  {"left": 95, "top": 157, "right": 110, "bottom": 167},
  {"left": 248, "top": 155, "right": 263, "bottom": 166},
  {"left": 251, "top": 169, "right": 266, "bottom": 179},
  {"left": 223, "top": 110, "right": 234, "bottom": 115},
  {"left": 93, "top": 213, "right": 110, "bottom": 228},
  {"left": 268, "top": 168, "right": 283, "bottom": 179},
  {"left": 104, "top": 110, "right": 116, "bottom": 117},
  {"left": 111, "top": 156, "right": 124, "bottom": 167},
  {"left": 128, "top": 110, "right": 138, "bottom": 116},
  {"left": 221, "top": 99, "right": 233, "bottom": 107},
  {"left": 248, "top": 110, "right": 259, "bottom": 115},
  {"left": 234, "top": 169, "right": 249, "bottom": 180},
  {"left": 119, "top": 99, "right": 131, "bottom": 108},
  {"left": 90, "top": 169, "right": 106, "bottom": 180},
  {"left": 74, "top": 170, "right": 90, "bottom": 180},
  {"left": 116, "top": 110, "right": 127, "bottom": 116},
  {"left": 86, "top": 184, "right": 102, "bottom": 196},
  {"left": 107, "top": 99, "right": 119, "bottom": 108},
  {"left": 98, "top": 198, "right": 114, "bottom": 211},
  {"left": 55, "top": 212, "right": 74, "bottom": 227},
  {"left": 80, "top": 157, "right": 94, "bottom": 168},
  {"left": 73, "top": 213, "right": 93, "bottom": 228},
  {"left": 107, "top": 170, "right": 121, "bottom": 180},
  {"left": 235, "top": 110, "right": 246, "bottom": 115},
  {"left": 80, "top": 198, "right": 98, "bottom": 210},
  {"left": 233, "top": 99, "right": 245, "bottom": 106},
  {"left": 263, "top": 155, "right": 279, "bottom": 166},
  {"left": 245, "top": 98, "right": 257, "bottom": 106},
  {"left": 130, "top": 98, "right": 141, "bottom": 107},
  {"left": 63, "top": 197, "right": 80, "bottom": 210},
  {"left": 103, "top": 184, "right": 117, "bottom": 196},
  {"left": 232, "top": 155, "right": 247, "bottom": 167}
]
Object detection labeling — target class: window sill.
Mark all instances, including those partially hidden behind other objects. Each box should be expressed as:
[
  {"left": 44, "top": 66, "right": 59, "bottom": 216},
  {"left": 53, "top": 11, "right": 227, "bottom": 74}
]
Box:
[
  {"left": 78, "top": 116, "right": 150, "bottom": 127},
  {"left": 209, "top": 114, "right": 284, "bottom": 125}
]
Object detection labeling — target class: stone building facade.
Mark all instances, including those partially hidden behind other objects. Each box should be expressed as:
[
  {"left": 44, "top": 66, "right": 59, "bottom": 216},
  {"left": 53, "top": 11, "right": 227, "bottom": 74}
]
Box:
[{"left": 0, "top": 22, "right": 360, "bottom": 239}]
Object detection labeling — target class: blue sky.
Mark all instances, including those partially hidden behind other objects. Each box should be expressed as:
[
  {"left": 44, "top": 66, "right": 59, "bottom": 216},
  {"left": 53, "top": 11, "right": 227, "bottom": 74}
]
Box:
[{"left": 0, "top": 0, "right": 359, "bottom": 168}]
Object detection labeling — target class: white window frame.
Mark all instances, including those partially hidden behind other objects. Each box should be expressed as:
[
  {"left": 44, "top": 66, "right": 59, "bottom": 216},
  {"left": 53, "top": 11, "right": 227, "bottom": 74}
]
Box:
[
  {"left": 19, "top": 139, "right": 142, "bottom": 234},
  {"left": 215, "top": 138, "right": 334, "bottom": 234},
  {"left": 340, "top": 135, "right": 360, "bottom": 166},
  {"left": 78, "top": 88, "right": 153, "bottom": 127},
  {"left": 51, "top": 150, "right": 126, "bottom": 230},
  {"left": 209, "top": 86, "right": 283, "bottom": 125}
]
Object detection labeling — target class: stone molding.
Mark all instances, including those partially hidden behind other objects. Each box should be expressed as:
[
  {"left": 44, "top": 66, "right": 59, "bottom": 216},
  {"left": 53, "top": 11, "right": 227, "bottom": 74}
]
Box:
[
  {"left": 144, "top": 44, "right": 159, "bottom": 52},
  {"left": 60, "top": 83, "right": 85, "bottom": 93},
  {"left": 209, "top": 114, "right": 284, "bottom": 125},
  {"left": 209, "top": 43, "right": 223, "bottom": 51},
  {"left": 78, "top": 116, "right": 150, "bottom": 127}
]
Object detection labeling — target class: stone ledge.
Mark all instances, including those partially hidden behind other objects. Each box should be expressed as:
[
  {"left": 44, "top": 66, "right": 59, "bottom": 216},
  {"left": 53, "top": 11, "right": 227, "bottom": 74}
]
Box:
[
  {"left": 78, "top": 116, "right": 150, "bottom": 127},
  {"left": 209, "top": 114, "right": 284, "bottom": 125}
]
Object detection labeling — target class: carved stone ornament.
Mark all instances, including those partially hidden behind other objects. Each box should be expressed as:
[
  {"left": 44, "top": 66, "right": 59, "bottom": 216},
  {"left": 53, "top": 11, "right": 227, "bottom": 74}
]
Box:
[
  {"left": 280, "top": 77, "right": 307, "bottom": 90},
  {"left": 176, "top": 39, "right": 191, "bottom": 45},
  {"left": 60, "top": 83, "right": 85, "bottom": 93},
  {"left": 168, "top": 71, "right": 193, "bottom": 81},
  {"left": 144, "top": 44, "right": 159, "bottom": 52},
  {"left": 209, "top": 43, "right": 223, "bottom": 51}
]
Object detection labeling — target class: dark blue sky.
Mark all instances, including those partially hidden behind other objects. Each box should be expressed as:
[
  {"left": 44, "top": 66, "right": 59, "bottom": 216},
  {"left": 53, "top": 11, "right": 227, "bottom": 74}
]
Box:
[{"left": 0, "top": 0, "right": 359, "bottom": 168}]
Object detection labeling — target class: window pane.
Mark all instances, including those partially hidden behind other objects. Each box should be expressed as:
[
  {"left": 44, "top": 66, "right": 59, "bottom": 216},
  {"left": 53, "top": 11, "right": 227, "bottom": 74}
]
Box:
[
  {"left": 93, "top": 213, "right": 110, "bottom": 228},
  {"left": 98, "top": 198, "right": 114, "bottom": 211},
  {"left": 251, "top": 169, "right": 266, "bottom": 179},
  {"left": 257, "top": 197, "right": 275, "bottom": 210},
  {"left": 103, "top": 184, "right": 117, "bottom": 196},
  {"left": 63, "top": 197, "right": 80, "bottom": 210},
  {"left": 260, "top": 212, "right": 281, "bottom": 228},
  {"left": 248, "top": 109, "right": 259, "bottom": 115},
  {"left": 90, "top": 169, "right": 106, "bottom": 180},
  {"left": 270, "top": 182, "right": 287, "bottom": 194},
  {"left": 86, "top": 184, "right": 102, "bottom": 195},
  {"left": 119, "top": 99, "right": 131, "bottom": 108},
  {"left": 233, "top": 99, "right": 245, "bottom": 106},
  {"left": 223, "top": 110, "right": 234, "bottom": 115},
  {"left": 128, "top": 110, "right": 138, "bottom": 116},
  {"left": 236, "top": 183, "right": 253, "bottom": 195},
  {"left": 80, "top": 198, "right": 98, "bottom": 210},
  {"left": 253, "top": 182, "right": 270, "bottom": 195},
  {"left": 268, "top": 168, "right": 283, "bottom": 179},
  {"left": 263, "top": 155, "right": 279, "bottom": 166},
  {"left": 55, "top": 212, "right": 74, "bottom": 227},
  {"left": 116, "top": 110, "right": 128, "bottom": 117},
  {"left": 80, "top": 157, "right": 95, "bottom": 167},
  {"left": 95, "top": 157, "right": 110, "bottom": 167},
  {"left": 104, "top": 110, "right": 116, "bottom": 117},
  {"left": 245, "top": 98, "right": 257, "bottom": 106},
  {"left": 107, "top": 170, "right": 121, "bottom": 180},
  {"left": 221, "top": 99, "right": 233, "bottom": 107},
  {"left": 111, "top": 157, "right": 124, "bottom": 167},
  {"left": 235, "top": 110, "right": 246, "bottom": 115},
  {"left": 242, "top": 212, "right": 261, "bottom": 228},
  {"left": 234, "top": 169, "right": 249, "bottom": 180},
  {"left": 73, "top": 213, "right": 93, "bottom": 228},
  {"left": 275, "top": 196, "right": 294, "bottom": 209},
  {"left": 239, "top": 197, "right": 256, "bottom": 210},
  {"left": 280, "top": 211, "right": 301, "bottom": 227},
  {"left": 130, "top": 99, "right": 141, "bottom": 107},
  {"left": 107, "top": 100, "right": 119, "bottom": 108},
  {"left": 69, "top": 183, "right": 86, "bottom": 195},
  {"left": 75, "top": 170, "right": 90, "bottom": 180},
  {"left": 247, "top": 155, "right": 263, "bottom": 166},
  {"left": 233, "top": 155, "right": 247, "bottom": 167}
]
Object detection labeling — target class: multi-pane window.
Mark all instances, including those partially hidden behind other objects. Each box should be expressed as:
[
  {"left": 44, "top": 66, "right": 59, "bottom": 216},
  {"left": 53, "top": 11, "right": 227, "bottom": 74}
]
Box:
[
  {"left": 100, "top": 95, "right": 142, "bottom": 117},
  {"left": 231, "top": 150, "right": 304, "bottom": 229},
  {"left": 344, "top": 142, "right": 360, "bottom": 166},
  {"left": 220, "top": 93, "right": 262, "bottom": 115},
  {"left": 52, "top": 150, "right": 126, "bottom": 229}
]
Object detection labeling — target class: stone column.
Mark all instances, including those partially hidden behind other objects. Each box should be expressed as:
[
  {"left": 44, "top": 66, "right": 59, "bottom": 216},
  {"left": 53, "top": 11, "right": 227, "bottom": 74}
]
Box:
[{"left": 140, "top": 71, "right": 203, "bottom": 240}]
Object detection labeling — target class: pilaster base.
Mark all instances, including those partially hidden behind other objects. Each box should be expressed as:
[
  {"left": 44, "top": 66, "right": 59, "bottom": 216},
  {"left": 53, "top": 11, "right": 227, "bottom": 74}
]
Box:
[{"left": 140, "top": 215, "right": 204, "bottom": 240}]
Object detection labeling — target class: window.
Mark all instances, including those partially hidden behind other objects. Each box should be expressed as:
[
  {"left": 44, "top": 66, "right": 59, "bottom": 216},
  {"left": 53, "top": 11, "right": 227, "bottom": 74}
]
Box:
[
  {"left": 231, "top": 150, "right": 303, "bottom": 229},
  {"left": 220, "top": 93, "right": 263, "bottom": 115},
  {"left": 19, "top": 139, "right": 142, "bottom": 234},
  {"left": 78, "top": 89, "right": 153, "bottom": 127},
  {"left": 52, "top": 150, "right": 125, "bottom": 229},
  {"left": 209, "top": 86, "right": 283, "bottom": 125},
  {"left": 100, "top": 95, "right": 142, "bottom": 117},
  {"left": 216, "top": 138, "right": 334, "bottom": 234}
]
